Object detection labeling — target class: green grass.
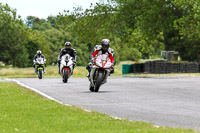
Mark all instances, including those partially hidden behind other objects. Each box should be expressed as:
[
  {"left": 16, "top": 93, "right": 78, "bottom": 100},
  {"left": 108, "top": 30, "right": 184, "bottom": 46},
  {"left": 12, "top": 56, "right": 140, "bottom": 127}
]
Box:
[
  {"left": 0, "top": 64, "right": 122, "bottom": 78},
  {"left": 1, "top": 61, "right": 200, "bottom": 78},
  {"left": 0, "top": 82, "right": 197, "bottom": 133}
]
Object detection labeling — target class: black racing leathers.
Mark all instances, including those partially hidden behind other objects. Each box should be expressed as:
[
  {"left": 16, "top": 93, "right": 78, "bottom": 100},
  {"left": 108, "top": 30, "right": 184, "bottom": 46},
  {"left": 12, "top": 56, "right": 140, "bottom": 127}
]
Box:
[
  {"left": 57, "top": 48, "right": 77, "bottom": 74},
  {"left": 58, "top": 48, "right": 77, "bottom": 62}
]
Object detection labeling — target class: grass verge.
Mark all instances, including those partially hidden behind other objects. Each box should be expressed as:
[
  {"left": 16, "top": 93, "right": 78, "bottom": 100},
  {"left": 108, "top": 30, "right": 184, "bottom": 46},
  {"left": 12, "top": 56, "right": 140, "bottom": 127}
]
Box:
[
  {"left": 0, "top": 82, "right": 197, "bottom": 133},
  {"left": 0, "top": 65, "right": 122, "bottom": 78},
  {"left": 1, "top": 61, "right": 200, "bottom": 78}
]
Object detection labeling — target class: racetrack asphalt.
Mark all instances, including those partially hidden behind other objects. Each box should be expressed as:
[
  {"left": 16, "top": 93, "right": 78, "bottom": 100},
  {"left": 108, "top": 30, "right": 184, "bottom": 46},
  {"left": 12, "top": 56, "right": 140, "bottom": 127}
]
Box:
[{"left": 2, "top": 77, "right": 200, "bottom": 130}]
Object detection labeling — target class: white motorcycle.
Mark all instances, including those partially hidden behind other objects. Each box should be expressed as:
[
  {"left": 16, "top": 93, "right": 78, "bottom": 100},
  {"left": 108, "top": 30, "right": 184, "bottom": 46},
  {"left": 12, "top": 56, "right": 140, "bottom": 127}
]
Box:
[
  {"left": 89, "top": 53, "right": 113, "bottom": 92},
  {"left": 34, "top": 57, "right": 46, "bottom": 79},
  {"left": 60, "top": 54, "right": 74, "bottom": 83}
]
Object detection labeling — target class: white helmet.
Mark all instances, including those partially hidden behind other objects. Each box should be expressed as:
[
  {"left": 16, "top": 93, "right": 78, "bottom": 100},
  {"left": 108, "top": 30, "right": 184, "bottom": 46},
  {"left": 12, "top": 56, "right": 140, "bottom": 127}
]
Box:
[{"left": 36, "top": 50, "right": 42, "bottom": 55}]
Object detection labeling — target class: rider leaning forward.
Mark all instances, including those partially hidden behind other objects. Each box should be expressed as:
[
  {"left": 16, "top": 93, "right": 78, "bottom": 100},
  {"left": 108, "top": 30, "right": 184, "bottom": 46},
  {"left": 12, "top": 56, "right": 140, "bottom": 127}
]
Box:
[
  {"left": 86, "top": 39, "right": 116, "bottom": 77},
  {"left": 57, "top": 42, "right": 77, "bottom": 74},
  {"left": 33, "top": 50, "right": 46, "bottom": 73}
]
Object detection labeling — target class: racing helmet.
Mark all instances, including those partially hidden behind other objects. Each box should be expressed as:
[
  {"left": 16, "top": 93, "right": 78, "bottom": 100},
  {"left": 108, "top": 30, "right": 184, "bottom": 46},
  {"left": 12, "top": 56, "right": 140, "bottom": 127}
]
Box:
[
  {"left": 65, "top": 42, "right": 71, "bottom": 47},
  {"left": 101, "top": 39, "right": 110, "bottom": 51},
  {"left": 36, "top": 50, "right": 42, "bottom": 55}
]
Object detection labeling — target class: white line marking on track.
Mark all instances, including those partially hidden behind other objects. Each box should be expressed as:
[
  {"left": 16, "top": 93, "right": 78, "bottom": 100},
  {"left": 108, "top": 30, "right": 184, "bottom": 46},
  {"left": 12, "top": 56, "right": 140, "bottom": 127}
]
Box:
[
  {"left": 4, "top": 79, "right": 94, "bottom": 113},
  {"left": 154, "top": 125, "right": 160, "bottom": 128},
  {"left": 5, "top": 79, "right": 72, "bottom": 106},
  {"left": 110, "top": 116, "right": 122, "bottom": 120}
]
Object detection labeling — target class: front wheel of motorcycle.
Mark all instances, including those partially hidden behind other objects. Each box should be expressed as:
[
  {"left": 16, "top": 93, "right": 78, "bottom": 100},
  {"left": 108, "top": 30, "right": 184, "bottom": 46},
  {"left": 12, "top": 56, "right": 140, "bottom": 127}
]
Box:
[
  {"left": 63, "top": 69, "right": 68, "bottom": 83},
  {"left": 94, "top": 70, "right": 104, "bottom": 92},
  {"left": 38, "top": 69, "right": 43, "bottom": 79}
]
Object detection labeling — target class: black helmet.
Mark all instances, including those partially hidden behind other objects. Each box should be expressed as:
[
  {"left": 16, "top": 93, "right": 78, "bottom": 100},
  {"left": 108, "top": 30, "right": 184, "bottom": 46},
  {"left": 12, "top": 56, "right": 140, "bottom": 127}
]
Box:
[
  {"left": 101, "top": 39, "right": 110, "bottom": 51},
  {"left": 36, "top": 50, "right": 42, "bottom": 55},
  {"left": 64, "top": 42, "right": 71, "bottom": 47}
]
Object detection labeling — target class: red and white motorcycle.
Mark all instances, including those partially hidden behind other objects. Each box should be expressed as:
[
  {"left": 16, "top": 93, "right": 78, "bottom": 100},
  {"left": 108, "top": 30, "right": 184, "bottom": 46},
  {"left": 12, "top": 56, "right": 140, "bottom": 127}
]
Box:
[
  {"left": 89, "top": 53, "right": 113, "bottom": 92},
  {"left": 60, "top": 54, "right": 74, "bottom": 83}
]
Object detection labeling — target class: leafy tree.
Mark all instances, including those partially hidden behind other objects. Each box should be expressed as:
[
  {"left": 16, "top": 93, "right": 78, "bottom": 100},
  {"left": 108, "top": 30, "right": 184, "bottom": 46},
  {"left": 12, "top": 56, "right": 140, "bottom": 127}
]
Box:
[
  {"left": 44, "top": 28, "right": 69, "bottom": 64},
  {"left": 3, "top": 0, "right": 200, "bottom": 68},
  {"left": 25, "top": 16, "right": 52, "bottom": 31},
  {"left": 115, "top": 0, "right": 181, "bottom": 49},
  {"left": 172, "top": 0, "right": 200, "bottom": 61},
  {"left": 25, "top": 29, "right": 51, "bottom": 65},
  {"left": 0, "top": 3, "right": 30, "bottom": 67}
]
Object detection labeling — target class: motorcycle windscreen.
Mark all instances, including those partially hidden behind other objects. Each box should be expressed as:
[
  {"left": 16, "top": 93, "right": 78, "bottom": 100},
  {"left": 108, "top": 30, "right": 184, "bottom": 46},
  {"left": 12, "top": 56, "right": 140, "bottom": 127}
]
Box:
[
  {"left": 37, "top": 58, "right": 44, "bottom": 64},
  {"left": 103, "top": 59, "right": 112, "bottom": 68},
  {"left": 66, "top": 60, "right": 73, "bottom": 66},
  {"left": 95, "top": 56, "right": 103, "bottom": 67},
  {"left": 100, "top": 54, "right": 111, "bottom": 68}
]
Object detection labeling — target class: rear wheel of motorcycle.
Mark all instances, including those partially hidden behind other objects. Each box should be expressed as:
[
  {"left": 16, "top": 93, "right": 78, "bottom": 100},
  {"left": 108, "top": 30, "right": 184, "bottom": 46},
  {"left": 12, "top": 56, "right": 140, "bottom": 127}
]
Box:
[
  {"left": 63, "top": 69, "right": 68, "bottom": 83},
  {"left": 38, "top": 69, "right": 42, "bottom": 79},
  {"left": 94, "top": 70, "right": 104, "bottom": 92}
]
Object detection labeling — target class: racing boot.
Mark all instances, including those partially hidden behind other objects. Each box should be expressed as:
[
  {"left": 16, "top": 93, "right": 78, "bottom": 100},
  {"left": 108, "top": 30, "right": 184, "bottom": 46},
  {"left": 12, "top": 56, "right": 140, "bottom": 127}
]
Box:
[
  {"left": 87, "top": 71, "right": 90, "bottom": 77},
  {"left": 35, "top": 67, "right": 37, "bottom": 73},
  {"left": 58, "top": 66, "right": 60, "bottom": 74},
  {"left": 71, "top": 69, "right": 74, "bottom": 75},
  {"left": 43, "top": 68, "right": 46, "bottom": 73}
]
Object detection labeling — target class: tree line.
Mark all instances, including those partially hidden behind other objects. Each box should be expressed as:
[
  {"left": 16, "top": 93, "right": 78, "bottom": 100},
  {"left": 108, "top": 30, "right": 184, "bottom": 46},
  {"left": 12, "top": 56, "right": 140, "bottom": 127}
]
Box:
[{"left": 0, "top": 0, "right": 200, "bottom": 67}]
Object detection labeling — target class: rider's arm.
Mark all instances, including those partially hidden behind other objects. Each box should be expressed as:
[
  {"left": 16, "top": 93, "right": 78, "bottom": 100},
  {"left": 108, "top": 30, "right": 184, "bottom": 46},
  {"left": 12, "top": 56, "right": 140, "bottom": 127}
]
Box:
[
  {"left": 42, "top": 54, "right": 45, "bottom": 59},
  {"left": 33, "top": 55, "right": 37, "bottom": 61},
  {"left": 73, "top": 49, "right": 77, "bottom": 62},
  {"left": 41, "top": 54, "right": 46, "bottom": 62},
  {"left": 109, "top": 53, "right": 115, "bottom": 64},
  {"left": 109, "top": 48, "right": 115, "bottom": 65},
  {"left": 89, "top": 49, "right": 97, "bottom": 60},
  {"left": 89, "top": 45, "right": 101, "bottom": 60}
]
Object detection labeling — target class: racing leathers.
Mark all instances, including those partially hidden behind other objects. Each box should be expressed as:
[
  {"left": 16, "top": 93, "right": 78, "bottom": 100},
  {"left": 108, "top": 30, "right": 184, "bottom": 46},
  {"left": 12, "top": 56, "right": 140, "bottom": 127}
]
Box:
[
  {"left": 57, "top": 47, "right": 77, "bottom": 74},
  {"left": 87, "top": 45, "right": 115, "bottom": 76},
  {"left": 33, "top": 54, "right": 46, "bottom": 73}
]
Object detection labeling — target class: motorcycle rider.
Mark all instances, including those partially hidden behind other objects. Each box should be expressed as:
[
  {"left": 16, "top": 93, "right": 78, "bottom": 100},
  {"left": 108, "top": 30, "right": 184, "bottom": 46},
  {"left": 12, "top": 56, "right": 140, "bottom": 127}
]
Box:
[
  {"left": 86, "top": 39, "right": 115, "bottom": 78},
  {"left": 33, "top": 50, "right": 46, "bottom": 73},
  {"left": 57, "top": 42, "right": 77, "bottom": 74}
]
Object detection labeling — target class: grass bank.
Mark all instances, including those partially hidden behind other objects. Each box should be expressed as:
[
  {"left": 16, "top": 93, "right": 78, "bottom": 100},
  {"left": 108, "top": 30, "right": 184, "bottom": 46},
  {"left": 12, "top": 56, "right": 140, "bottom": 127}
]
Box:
[
  {"left": 0, "top": 82, "right": 196, "bottom": 133},
  {"left": 1, "top": 61, "right": 200, "bottom": 78},
  {"left": 0, "top": 64, "right": 122, "bottom": 78}
]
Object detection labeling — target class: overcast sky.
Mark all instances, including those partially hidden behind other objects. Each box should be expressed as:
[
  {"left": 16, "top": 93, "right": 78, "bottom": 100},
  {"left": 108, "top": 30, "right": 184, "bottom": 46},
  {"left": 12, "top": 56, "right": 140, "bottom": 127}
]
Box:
[{"left": 1, "top": 0, "right": 99, "bottom": 19}]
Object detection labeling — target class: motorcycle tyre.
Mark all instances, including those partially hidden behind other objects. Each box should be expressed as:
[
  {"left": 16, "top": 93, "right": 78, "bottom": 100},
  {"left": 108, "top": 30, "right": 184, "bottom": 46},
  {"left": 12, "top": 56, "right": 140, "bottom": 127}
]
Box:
[
  {"left": 94, "top": 70, "right": 104, "bottom": 92},
  {"left": 63, "top": 69, "right": 68, "bottom": 83},
  {"left": 38, "top": 69, "right": 43, "bottom": 79}
]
